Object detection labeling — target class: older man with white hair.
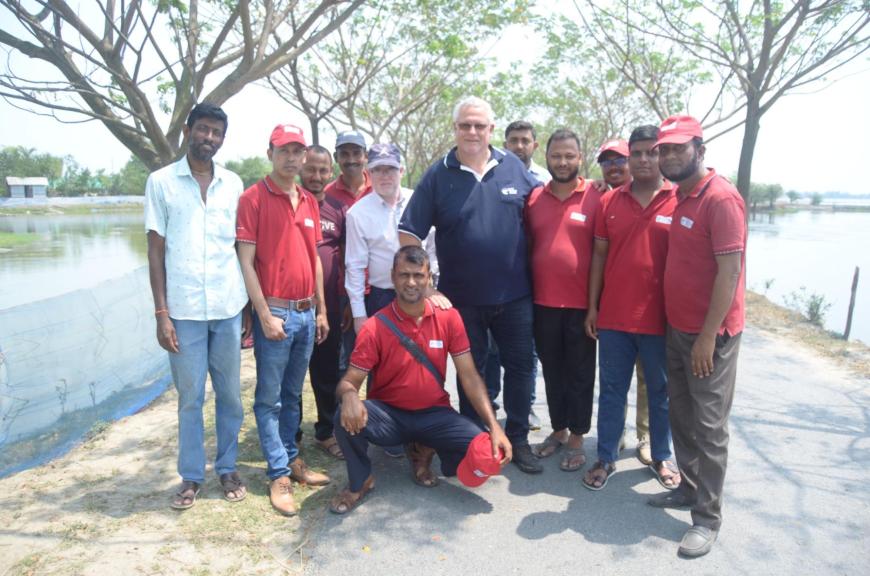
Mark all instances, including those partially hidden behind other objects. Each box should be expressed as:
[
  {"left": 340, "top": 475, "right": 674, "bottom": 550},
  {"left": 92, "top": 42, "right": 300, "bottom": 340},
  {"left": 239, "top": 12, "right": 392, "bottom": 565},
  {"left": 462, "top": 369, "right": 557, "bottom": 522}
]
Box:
[{"left": 398, "top": 96, "right": 542, "bottom": 473}]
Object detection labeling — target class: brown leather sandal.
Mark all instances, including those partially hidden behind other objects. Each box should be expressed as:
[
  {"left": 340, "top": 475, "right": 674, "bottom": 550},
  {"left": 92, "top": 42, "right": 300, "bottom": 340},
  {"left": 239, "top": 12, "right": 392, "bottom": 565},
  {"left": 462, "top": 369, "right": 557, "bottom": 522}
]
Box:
[
  {"left": 220, "top": 471, "right": 247, "bottom": 502},
  {"left": 329, "top": 476, "right": 375, "bottom": 515},
  {"left": 316, "top": 436, "right": 345, "bottom": 460},
  {"left": 650, "top": 460, "right": 681, "bottom": 490},
  {"left": 170, "top": 481, "right": 201, "bottom": 510},
  {"left": 405, "top": 442, "right": 439, "bottom": 487}
]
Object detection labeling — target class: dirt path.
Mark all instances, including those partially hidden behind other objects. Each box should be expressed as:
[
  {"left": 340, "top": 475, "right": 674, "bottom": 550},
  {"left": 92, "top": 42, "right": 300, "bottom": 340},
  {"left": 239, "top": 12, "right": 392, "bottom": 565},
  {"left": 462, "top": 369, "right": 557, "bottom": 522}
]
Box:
[{"left": 0, "top": 293, "right": 867, "bottom": 575}]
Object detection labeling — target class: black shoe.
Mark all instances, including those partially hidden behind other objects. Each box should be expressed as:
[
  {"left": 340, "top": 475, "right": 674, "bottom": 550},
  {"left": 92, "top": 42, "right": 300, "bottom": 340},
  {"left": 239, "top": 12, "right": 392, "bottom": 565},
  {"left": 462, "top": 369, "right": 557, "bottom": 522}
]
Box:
[
  {"left": 648, "top": 489, "right": 695, "bottom": 509},
  {"left": 512, "top": 444, "right": 543, "bottom": 474}
]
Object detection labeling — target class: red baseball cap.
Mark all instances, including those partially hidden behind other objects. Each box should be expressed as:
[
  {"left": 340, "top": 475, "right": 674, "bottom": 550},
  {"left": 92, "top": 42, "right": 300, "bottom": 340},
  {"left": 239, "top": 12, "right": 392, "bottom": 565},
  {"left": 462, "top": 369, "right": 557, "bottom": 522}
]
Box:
[
  {"left": 457, "top": 432, "right": 504, "bottom": 488},
  {"left": 596, "top": 139, "right": 629, "bottom": 161},
  {"left": 655, "top": 115, "right": 703, "bottom": 147},
  {"left": 270, "top": 124, "right": 306, "bottom": 148}
]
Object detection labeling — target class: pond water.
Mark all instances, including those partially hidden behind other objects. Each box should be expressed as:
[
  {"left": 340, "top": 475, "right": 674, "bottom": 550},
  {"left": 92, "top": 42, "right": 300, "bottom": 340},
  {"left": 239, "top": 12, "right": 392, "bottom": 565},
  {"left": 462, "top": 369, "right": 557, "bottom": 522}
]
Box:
[{"left": 748, "top": 210, "right": 869, "bottom": 344}]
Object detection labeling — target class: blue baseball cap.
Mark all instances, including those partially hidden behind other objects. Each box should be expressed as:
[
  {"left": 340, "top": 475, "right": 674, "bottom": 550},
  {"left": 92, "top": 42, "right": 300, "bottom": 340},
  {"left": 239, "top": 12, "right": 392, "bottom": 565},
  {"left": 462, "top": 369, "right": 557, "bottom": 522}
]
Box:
[
  {"left": 336, "top": 130, "right": 367, "bottom": 150},
  {"left": 367, "top": 143, "right": 402, "bottom": 169}
]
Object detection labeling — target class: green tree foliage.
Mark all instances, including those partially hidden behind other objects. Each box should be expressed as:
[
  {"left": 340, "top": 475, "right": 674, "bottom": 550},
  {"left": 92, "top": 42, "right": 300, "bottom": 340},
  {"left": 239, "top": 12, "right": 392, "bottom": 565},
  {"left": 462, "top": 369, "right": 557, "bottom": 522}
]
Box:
[
  {"left": 576, "top": 0, "right": 869, "bottom": 202},
  {"left": 811, "top": 192, "right": 824, "bottom": 206},
  {"left": 0, "top": 146, "right": 63, "bottom": 196},
  {"left": 749, "top": 181, "right": 785, "bottom": 210},
  {"left": 112, "top": 157, "right": 150, "bottom": 196},
  {"left": 224, "top": 157, "right": 273, "bottom": 189},
  {"left": 786, "top": 190, "right": 801, "bottom": 203},
  {"left": 0, "top": 1, "right": 365, "bottom": 171}
]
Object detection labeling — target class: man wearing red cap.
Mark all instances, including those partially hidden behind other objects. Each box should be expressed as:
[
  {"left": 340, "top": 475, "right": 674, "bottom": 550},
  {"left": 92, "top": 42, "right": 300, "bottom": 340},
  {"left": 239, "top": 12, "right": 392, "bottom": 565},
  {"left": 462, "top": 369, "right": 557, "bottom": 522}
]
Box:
[
  {"left": 597, "top": 138, "right": 652, "bottom": 463},
  {"left": 329, "top": 245, "right": 512, "bottom": 515},
  {"left": 583, "top": 125, "right": 679, "bottom": 492},
  {"left": 648, "top": 115, "right": 747, "bottom": 558},
  {"left": 236, "top": 124, "right": 331, "bottom": 516}
]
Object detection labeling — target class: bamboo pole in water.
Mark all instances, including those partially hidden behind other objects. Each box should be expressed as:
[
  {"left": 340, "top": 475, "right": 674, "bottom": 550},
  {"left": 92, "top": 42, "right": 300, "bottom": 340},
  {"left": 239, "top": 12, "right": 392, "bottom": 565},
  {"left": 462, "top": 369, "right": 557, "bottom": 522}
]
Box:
[{"left": 844, "top": 266, "right": 860, "bottom": 341}]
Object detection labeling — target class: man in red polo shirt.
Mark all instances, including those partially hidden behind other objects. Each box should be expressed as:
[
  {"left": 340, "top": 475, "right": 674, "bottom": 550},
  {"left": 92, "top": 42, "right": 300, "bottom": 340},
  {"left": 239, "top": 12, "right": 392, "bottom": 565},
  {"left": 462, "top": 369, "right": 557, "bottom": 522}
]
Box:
[
  {"left": 598, "top": 138, "right": 652, "bottom": 463},
  {"left": 583, "top": 125, "right": 680, "bottom": 493},
  {"left": 237, "top": 124, "right": 331, "bottom": 517},
  {"left": 525, "top": 128, "right": 602, "bottom": 473},
  {"left": 324, "top": 130, "right": 372, "bottom": 208},
  {"left": 329, "top": 245, "right": 512, "bottom": 515},
  {"left": 648, "top": 115, "right": 746, "bottom": 558}
]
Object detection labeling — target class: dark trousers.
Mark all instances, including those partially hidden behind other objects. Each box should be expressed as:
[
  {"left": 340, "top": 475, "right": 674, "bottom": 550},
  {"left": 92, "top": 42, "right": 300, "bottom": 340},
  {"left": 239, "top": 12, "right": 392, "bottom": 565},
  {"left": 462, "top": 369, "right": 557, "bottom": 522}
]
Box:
[
  {"left": 666, "top": 326, "right": 741, "bottom": 531},
  {"left": 456, "top": 296, "right": 535, "bottom": 446},
  {"left": 484, "top": 333, "right": 538, "bottom": 407},
  {"left": 305, "top": 308, "right": 341, "bottom": 441},
  {"left": 333, "top": 400, "right": 483, "bottom": 491},
  {"left": 533, "top": 305, "right": 596, "bottom": 435},
  {"left": 365, "top": 286, "right": 396, "bottom": 317}
]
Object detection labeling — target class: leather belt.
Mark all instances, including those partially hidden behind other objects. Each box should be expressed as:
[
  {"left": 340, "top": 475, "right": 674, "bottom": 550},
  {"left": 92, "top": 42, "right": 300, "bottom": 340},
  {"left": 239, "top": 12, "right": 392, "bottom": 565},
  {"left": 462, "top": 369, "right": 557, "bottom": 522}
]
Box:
[{"left": 266, "top": 295, "right": 315, "bottom": 312}]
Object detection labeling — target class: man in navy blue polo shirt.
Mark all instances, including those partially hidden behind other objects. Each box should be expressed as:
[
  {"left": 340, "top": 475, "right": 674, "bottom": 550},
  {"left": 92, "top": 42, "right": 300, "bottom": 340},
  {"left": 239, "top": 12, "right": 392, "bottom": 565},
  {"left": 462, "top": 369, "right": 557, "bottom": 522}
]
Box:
[{"left": 399, "top": 96, "right": 542, "bottom": 473}]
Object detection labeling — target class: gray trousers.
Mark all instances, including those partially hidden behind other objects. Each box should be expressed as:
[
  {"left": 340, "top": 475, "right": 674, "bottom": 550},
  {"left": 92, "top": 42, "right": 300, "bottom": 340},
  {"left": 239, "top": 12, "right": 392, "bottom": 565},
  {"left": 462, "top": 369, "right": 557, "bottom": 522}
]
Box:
[{"left": 666, "top": 327, "right": 741, "bottom": 531}]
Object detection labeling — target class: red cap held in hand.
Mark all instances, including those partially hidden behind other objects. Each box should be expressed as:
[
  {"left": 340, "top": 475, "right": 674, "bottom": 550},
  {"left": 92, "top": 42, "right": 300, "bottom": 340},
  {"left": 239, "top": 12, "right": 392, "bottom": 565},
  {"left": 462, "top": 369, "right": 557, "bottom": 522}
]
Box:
[{"left": 457, "top": 432, "right": 504, "bottom": 488}]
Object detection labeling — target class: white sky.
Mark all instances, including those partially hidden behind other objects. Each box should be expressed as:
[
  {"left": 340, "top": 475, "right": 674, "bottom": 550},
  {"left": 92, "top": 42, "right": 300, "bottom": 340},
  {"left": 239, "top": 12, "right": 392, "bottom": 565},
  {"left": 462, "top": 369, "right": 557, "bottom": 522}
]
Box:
[{"left": 0, "top": 6, "right": 868, "bottom": 195}]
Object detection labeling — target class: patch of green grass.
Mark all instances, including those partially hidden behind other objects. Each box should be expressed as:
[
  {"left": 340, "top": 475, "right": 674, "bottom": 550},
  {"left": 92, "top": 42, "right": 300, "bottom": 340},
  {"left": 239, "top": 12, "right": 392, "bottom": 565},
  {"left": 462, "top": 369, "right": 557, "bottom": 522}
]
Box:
[
  {"left": 0, "top": 231, "right": 40, "bottom": 248},
  {"left": 0, "top": 202, "right": 143, "bottom": 216}
]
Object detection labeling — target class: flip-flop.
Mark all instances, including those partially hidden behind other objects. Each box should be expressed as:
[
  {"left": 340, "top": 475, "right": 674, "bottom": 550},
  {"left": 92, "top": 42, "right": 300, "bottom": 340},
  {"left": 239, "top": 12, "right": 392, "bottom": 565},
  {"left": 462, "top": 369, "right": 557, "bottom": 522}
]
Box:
[
  {"left": 170, "top": 481, "right": 201, "bottom": 510},
  {"left": 559, "top": 447, "right": 587, "bottom": 472},
  {"left": 329, "top": 476, "right": 375, "bottom": 515},
  {"left": 582, "top": 461, "right": 615, "bottom": 491},
  {"left": 406, "top": 442, "right": 439, "bottom": 487},
  {"left": 220, "top": 472, "right": 247, "bottom": 502},
  {"left": 531, "top": 434, "right": 565, "bottom": 458},
  {"left": 650, "top": 460, "right": 681, "bottom": 490}
]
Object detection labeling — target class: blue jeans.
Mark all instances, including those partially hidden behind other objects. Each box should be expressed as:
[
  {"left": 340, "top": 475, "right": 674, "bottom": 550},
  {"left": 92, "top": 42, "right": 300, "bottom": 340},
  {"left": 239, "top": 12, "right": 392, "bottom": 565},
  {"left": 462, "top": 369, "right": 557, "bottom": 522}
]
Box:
[
  {"left": 253, "top": 306, "right": 315, "bottom": 479},
  {"left": 485, "top": 333, "right": 539, "bottom": 407},
  {"left": 456, "top": 296, "right": 535, "bottom": 446},
  {"left": 596, "top": 329, "right": 672, "bottom": 463},
  {"left": 168, "top": 313, "right": 243, "bottom": 484}
]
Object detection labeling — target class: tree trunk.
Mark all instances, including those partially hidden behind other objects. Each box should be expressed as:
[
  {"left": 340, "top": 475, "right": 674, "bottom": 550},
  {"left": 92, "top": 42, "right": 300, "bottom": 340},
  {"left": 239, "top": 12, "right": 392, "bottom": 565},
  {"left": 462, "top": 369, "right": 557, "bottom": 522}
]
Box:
[
  {"left": 309, "top": 116, "right": 320, "bottom": 146},
  {"left": 735, "top": 98, "right": 762, "bottom": 208}
]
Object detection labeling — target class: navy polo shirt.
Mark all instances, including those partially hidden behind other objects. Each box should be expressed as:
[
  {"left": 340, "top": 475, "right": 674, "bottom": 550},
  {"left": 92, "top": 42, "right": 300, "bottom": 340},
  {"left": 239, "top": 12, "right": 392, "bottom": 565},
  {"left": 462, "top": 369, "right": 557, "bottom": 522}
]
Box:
[{"left": 399, "top": 147, "right": 538, "bottom": 307}]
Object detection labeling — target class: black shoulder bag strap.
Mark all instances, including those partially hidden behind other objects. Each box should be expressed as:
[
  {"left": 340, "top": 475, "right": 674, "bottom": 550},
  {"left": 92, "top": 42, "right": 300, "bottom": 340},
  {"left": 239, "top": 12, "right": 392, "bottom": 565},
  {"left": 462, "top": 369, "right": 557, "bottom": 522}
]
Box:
[{"left": 375, "top": 312, "right": 445, "bottom": 387}]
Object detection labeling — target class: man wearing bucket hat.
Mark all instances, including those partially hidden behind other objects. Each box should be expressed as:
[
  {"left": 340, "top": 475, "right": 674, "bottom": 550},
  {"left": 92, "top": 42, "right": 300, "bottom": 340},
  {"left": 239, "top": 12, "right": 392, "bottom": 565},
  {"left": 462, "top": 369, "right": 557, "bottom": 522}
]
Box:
[
  {"left": 329, "top": 245, "right": 511, "bottom": 515},
  {"left": 647, "top": 115, "right": 747, "bottom": 558}
]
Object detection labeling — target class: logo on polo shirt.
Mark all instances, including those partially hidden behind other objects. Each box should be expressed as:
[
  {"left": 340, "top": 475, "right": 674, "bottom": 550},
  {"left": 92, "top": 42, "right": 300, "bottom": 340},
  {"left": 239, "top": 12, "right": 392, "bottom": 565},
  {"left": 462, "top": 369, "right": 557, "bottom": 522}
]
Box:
[
  {"left": 429, "top": 340, "right": 444, "bottom": 349},
  {"left": 304, "top": 218, "right": 315, "bottom": 228},
  {"left": 656, "top": 215, "right": 673, "bottom": 225},
  {"left": 501, "top": 187, "right": 518, "bottom": 195},
  {"left": 680, "top": 216, "right": 694, "bottom": 229},
  {"left": 570, "top": 212, "right": 587, "bottom": 223},
  {"left": 321, "top": 220, "right": 336, "bottom": 232}
]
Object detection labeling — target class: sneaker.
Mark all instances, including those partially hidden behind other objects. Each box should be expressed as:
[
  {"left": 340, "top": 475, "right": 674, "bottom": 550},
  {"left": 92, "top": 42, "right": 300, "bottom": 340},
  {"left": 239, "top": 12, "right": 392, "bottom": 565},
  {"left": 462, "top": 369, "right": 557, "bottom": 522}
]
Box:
[
  {"left": 636, "top": 436, "right": 652, "bottom": 465},
  {"left": 269, "top": 476, "right": 296, "bottom": 516},
  {"left": 383, "top": 445, "right": 405, "bottom": 458},
  {"left": 289, "top": 458, "right": 330, "bottom": 486},
  {"left": 528, "top": 408, "right": 542, "bottom": 431},
  {"left": 512, "top": 443, "right": 543, "bottom": 474},
  {"left": 678, "top": 525, "right": 718, "bottom": 557},
  {"left": 647, "top": 489, "right": 695, "bottom": 509}
]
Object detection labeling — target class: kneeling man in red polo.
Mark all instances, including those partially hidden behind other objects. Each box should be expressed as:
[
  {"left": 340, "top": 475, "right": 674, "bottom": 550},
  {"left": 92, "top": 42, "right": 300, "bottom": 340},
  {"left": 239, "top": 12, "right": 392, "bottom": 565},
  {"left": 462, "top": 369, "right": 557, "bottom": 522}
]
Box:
[
  {"left": 649, "top": 115, "right": 746, "bottom": 558},
  {"left": 329, "top": 245, "right": 512, "bottom": 514}
]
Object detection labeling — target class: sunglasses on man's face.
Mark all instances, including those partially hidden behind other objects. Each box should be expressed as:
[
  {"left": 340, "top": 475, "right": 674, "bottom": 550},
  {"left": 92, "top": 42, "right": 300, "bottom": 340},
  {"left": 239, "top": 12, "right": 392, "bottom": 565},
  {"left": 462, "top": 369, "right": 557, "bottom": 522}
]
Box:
[{"left": 599, "top": 157, "right": 628, "bottom": 169}]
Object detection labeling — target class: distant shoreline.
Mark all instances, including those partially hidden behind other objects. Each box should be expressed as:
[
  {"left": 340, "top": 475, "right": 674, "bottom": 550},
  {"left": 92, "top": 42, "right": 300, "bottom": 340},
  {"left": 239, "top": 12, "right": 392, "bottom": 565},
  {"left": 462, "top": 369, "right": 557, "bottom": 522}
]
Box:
[{"left": 0, "top": 196, "right": 143, "bottom": 215}]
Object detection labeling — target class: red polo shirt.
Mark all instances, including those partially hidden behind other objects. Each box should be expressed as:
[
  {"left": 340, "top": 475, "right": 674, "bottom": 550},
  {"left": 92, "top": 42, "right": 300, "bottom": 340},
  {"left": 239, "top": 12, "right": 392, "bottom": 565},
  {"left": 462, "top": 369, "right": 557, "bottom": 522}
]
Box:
[
  {"left": 324, "top": 171, "right": 372, "bottom": 208},
  {"left": 349, "top": 300, "right": 471, "bottom": 411},
  {"left": 594, "top": 181, "right": 676, "bottom": 335},
  {"left": 236, "top": 176, "right": 322, "bottom": 300},
  {"left": 526, "top": 178, "right": 603, "bottom": 309},
  {"left": 664, "top": 169, "right": 746, "bottom": 335}
]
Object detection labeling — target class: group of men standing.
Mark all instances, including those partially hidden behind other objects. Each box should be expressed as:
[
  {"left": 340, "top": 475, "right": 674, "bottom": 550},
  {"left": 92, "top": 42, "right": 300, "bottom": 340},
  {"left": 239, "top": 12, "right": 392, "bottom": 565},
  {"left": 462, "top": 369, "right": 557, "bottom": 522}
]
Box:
[{"left": 145, "top": 94, "right": 745, "bottom": 559}]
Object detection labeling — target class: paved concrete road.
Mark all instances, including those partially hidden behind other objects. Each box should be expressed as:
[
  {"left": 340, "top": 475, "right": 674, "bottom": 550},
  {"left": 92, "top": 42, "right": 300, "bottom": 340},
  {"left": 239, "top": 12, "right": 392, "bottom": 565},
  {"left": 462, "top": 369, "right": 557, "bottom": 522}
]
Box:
[{"left": 303, "top": 327, "right": 870, "bottom": 575}]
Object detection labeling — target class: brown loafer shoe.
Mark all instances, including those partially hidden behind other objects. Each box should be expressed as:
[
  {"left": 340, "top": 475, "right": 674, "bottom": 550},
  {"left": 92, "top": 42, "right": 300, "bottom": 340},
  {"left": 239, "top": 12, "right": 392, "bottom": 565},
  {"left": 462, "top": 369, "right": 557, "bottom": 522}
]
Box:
[
  {"left": 270, "top": 476, "right": 297, "bottom": 516},
  {"left": 290, "top": 458, "right": 330, "bottom": 486}
]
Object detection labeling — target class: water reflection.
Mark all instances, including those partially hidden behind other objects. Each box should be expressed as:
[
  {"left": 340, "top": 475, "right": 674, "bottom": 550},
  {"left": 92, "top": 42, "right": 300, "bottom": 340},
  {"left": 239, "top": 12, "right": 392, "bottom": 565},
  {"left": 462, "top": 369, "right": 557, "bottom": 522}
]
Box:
[{"left": 0, "top": 213, "right": 145, "bottom": 309}]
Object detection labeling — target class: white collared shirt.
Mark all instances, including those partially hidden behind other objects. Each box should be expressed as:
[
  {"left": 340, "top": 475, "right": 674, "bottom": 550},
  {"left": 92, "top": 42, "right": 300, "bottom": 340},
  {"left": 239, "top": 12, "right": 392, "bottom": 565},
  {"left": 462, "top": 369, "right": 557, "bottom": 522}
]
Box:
[
  {"left": 529, "top": 161, "right": 552, "bottom": 184},
  {"left": 345, "top": 186, "right": 437, "bottom": 318},
  {"left": 144, "top": 157, "right": 248, "bottom": 320}
]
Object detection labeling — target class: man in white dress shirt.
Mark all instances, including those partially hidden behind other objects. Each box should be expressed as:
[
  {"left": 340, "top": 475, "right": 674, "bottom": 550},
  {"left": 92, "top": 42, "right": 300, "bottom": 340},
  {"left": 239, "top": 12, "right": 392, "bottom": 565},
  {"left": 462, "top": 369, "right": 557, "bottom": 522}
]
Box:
[{"left": 345, "top": 143, "right": 436, "bottom": 335}]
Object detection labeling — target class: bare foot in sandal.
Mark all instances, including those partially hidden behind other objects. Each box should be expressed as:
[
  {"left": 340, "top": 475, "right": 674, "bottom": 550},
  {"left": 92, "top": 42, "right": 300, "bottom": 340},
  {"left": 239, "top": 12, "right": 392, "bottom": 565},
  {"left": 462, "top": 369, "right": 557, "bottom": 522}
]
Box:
[
  {"left": 650, "top": 460, "right": 681, "bottom": 490},
  {"left": 330, "top": 476, "right": 375, "bottom": 515},
  {"left": 582, "top": 460, "right": 615, "bottom": 491},
  {"left": 220, "top": 471, "right": 247, "bottom": 502},
  {"left": 170, "top": 480, "right": 201, "bottom": 510},
  {"left": 406, "top": 442, "right": 439, "bottom": 487},
  {"left": 317, "top": 436, "right": 345, "bottom": 460},
  {"left": 532, "top": 431, "right": 568, "bottom": 458},
  {"left": 559, "top": 434, "right": 586, "bottom": 471}
]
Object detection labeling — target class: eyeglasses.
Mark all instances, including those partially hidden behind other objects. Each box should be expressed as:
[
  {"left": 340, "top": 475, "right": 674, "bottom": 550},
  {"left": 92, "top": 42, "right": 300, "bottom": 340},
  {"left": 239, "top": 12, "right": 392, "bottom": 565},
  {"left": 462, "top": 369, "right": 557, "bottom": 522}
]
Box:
[
  {"left": 599, "top": 157, "right": 628, "bottom": 169},
  {"left": 456, "top": 123, "right": 490, "bottom": 133}
]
